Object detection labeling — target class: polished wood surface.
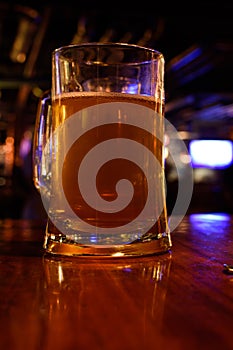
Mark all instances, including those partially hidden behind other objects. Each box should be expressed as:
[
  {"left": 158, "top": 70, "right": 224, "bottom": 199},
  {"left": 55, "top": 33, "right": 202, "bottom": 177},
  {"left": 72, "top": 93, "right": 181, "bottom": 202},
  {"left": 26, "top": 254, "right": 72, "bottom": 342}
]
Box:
[{"left": 1, "top": 214, "right": 233, "bottom": 350}]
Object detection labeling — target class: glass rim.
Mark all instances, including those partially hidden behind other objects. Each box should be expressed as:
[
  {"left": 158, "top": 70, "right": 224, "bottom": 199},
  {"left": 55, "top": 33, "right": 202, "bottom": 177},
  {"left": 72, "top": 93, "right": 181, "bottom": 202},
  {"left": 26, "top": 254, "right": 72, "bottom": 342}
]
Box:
[{"left": 52, "top": 41, "right": 164, "bottom": 60}]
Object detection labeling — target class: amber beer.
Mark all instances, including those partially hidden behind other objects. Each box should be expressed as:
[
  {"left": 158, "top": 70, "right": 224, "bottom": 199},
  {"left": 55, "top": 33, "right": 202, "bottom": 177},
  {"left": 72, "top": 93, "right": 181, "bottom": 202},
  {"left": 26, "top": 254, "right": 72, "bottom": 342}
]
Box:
[{"left": 45, "top": 91, "right": 170, "bottom": 252}]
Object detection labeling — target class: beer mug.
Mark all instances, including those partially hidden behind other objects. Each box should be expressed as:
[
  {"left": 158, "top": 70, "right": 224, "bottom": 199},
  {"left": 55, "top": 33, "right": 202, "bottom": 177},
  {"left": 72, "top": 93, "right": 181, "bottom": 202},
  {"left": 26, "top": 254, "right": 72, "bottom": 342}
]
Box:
[{"left": 33, "top": 42, "right": 172, "bottom": 257}]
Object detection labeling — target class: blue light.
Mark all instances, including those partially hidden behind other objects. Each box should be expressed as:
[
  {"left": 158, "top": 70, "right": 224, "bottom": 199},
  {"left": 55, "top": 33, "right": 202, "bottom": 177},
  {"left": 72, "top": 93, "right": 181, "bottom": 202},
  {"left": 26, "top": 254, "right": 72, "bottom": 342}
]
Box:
[
  {"left": 171, "top": 47, "right": 203, "bottom": 71},
  {"left": 90, "top": 234, "right": 97, "bottom": 243},
  {"left": 189, "top": 140, "right": 233, "bottom": 169}
]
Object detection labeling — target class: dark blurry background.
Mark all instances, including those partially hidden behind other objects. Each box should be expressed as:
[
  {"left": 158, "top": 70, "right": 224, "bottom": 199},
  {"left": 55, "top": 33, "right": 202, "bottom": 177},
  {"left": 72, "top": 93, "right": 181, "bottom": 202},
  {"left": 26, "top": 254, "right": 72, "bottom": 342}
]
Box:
[{"left": 0, "top": 0, "right": 232, "bottom": 219}]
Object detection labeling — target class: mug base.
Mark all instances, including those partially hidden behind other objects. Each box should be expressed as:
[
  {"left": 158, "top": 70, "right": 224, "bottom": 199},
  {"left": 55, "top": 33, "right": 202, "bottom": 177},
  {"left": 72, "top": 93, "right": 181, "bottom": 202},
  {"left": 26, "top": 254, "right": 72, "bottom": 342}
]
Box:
[{"left": 43, "top": 231, "right": 172, "bottom": 258}]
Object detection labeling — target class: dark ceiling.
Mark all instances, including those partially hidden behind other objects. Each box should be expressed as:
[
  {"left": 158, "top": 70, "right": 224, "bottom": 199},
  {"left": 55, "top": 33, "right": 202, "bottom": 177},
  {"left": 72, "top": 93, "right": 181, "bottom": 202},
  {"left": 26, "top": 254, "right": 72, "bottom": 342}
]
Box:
[
  {"left": 0, "top": 0, "right": 233, "bottom": 140},
  {"left": 1, "top": 1, "right": 233, "bottom": 80}
]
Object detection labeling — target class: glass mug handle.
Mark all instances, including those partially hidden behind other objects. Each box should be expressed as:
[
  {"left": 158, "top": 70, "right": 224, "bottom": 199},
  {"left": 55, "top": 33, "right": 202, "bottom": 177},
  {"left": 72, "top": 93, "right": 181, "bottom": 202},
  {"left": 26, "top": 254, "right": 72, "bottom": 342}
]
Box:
[{"left": 32, "top": 90, "right": 52, "bottom": 196}]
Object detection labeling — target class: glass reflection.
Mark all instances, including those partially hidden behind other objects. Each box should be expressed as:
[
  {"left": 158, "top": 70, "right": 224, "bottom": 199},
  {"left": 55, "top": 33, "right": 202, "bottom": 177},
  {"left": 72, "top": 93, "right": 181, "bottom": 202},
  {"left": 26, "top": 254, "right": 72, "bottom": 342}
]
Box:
[{"left": 42, "top": 254, "right": 171, "bottom": 349}]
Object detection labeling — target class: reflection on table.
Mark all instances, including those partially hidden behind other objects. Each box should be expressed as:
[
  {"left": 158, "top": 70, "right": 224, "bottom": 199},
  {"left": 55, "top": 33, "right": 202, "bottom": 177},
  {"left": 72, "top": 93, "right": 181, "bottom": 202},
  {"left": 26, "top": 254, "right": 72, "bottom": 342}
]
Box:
[{"left": 0, "top": 214, "right": 233, "bottom": 349}]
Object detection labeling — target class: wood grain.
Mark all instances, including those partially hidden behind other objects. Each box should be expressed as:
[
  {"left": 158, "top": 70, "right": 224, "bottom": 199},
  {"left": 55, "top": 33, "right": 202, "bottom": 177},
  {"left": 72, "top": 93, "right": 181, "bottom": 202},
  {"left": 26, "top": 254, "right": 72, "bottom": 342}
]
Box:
[{"left": 0, "top": 214, "right": 233, "bottom": 350}]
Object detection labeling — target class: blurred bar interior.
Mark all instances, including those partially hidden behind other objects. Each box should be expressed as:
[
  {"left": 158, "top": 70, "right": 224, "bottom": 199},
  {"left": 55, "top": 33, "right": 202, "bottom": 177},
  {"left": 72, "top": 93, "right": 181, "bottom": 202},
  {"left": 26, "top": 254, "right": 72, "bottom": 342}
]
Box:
[{"left": 0, "top": 0, "right": 232, "bottom": 219}]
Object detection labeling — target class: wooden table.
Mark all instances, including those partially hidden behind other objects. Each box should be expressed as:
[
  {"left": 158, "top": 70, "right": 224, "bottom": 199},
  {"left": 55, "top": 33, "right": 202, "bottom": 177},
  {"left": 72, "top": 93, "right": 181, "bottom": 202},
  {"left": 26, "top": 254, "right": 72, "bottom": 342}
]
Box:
[{"left": 0, "top": 214, "right": 233, "bottom": 350}]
